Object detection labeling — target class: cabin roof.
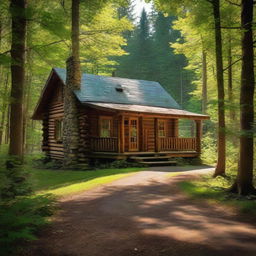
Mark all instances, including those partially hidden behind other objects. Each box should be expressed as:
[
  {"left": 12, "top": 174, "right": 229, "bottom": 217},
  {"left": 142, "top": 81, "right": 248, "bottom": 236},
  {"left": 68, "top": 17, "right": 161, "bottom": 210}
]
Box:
[
  {"left": 54, "top": 68, "right": 181, "bottom": 109},
  {"left": 32, "top": 68, "right": 209, "bottom": 120}
]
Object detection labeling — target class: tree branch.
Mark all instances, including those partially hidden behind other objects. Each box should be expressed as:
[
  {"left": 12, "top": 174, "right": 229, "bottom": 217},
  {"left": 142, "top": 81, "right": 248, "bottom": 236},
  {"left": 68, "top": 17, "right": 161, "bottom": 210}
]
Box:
[
  {"left": 220, "top": 26, "right": 241, "bottom": 29},
  {"left": 223, "top": 58, "right": 241, "bottom": 72},
  {"left": 224, "top": 0, "right": 241, "bottom": 6}
]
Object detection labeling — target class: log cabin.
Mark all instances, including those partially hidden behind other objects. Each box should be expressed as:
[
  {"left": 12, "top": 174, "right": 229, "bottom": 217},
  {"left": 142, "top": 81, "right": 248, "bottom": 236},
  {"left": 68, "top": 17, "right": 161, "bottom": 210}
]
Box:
[{"left": 32, "top": 68, "right": 209, "bottom": 165}]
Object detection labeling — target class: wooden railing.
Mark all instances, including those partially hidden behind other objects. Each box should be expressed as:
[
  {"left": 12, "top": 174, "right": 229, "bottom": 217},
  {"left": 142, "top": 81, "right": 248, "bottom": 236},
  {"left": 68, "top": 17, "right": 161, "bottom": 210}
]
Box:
[
  {"left": 90, "top": 137, "right": 118, "bottom": 152},
  {"left": 159, "top": 137, "right": 197, "bottom": 151}
]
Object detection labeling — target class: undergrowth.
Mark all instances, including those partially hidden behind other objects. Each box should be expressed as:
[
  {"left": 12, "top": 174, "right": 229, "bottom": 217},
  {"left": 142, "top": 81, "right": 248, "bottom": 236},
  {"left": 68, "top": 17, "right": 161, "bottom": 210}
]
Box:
[
  {"left": 179, "top": 172, "right": 256, "bottom": 215},
  {"left": 0, "top": 155, "right": 56, "bottom": 256}
]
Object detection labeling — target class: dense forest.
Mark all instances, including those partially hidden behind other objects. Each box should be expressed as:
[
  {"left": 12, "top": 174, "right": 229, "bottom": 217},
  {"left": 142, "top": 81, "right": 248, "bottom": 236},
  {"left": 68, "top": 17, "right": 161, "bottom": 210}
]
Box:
[{"left": 0, "top": 0, "right": 255, "bottom": 255}]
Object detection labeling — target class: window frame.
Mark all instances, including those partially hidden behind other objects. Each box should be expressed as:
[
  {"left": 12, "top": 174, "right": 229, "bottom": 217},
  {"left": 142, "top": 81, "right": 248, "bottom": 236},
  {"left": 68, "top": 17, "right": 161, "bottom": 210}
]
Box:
[
  {"left": 158, "top": 119, "right": 167, "bottom": 138},
  {"left": 99, "top": 116, "right": 112, "bottom": 138},
  {"left": 54, "top": 118, "right": 63, "bottom": 143}
]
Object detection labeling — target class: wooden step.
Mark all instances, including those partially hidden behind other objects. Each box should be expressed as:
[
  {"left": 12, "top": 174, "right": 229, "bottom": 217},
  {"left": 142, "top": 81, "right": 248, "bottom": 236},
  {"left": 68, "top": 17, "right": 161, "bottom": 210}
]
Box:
[
  {"left": 130, "top": 156, "right": 171, "bottom": 161},
  {"left": 140, "top": 160, "right": 177, "bottom": 166}
]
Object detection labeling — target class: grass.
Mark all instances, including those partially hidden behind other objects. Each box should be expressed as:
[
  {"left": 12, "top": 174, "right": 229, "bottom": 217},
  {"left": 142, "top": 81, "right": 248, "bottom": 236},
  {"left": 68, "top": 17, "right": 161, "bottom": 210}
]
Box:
[
  {"left": 29, "top": 167, "right": 142, "bottom": 197},
  {"left": 179, "top": 173, "right": 256, "bottom": 215}
]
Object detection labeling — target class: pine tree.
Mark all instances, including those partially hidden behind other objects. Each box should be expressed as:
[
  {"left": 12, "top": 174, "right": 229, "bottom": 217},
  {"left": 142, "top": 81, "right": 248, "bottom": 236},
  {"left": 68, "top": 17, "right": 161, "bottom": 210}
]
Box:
[
  {"left": 152, "top": 13, "right": 193, "bottom": 105},
  {"left": 117, "top": 9, "right": 154, "bottom": 80}
]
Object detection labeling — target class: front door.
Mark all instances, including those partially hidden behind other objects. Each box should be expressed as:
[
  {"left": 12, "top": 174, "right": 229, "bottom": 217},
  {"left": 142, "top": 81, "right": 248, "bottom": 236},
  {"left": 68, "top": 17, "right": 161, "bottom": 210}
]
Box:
[{"left": 129, "top": 117, "right": 139, "bottom": 151}]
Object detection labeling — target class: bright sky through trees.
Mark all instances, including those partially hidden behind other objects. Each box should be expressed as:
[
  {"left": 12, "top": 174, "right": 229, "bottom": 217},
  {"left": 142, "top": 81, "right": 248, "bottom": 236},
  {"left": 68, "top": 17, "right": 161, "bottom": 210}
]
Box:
[{"left": 134, "top": 0, "right": 153, "bottom": 19}]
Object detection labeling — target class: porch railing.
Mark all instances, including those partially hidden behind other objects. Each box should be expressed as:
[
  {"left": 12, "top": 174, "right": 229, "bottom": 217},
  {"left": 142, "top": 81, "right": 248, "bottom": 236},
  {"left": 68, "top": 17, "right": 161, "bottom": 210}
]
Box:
[
  {"left": 90, "top": 137, "right": 118, "bottom": 152},
  {"left": 159, "top": 137, "right": 197, "bottom": 151}
]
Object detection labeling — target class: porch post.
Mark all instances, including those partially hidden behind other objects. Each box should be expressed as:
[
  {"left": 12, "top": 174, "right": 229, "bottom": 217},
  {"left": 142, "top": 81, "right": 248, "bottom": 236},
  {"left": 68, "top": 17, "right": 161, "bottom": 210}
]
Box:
[
  {"left": 154, "top": 118, "right": 159, "bottom": 152},
  {"left": 139, "top": 116, "right": 143, "bottom": 151},
  {"left": 119, "top": 114, "right": 125, "bottom": 153},
  {"left": 195, "top": 120, "right": 202, "bottom": 153},
  {"left": 173, "top": 119, "right": 179, "bottom": 137}
]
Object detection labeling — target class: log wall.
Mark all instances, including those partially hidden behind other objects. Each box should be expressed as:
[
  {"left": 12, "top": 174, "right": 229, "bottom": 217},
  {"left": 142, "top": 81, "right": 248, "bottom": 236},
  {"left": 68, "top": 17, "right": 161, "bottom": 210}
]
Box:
[{"left": 42, "top": 81, "right": 64, "bottom": 160}]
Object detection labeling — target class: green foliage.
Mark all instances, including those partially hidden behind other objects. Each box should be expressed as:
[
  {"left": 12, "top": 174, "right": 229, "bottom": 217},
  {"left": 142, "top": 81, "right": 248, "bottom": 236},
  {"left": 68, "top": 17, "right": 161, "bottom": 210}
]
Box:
[
  {"left": 0, "top": 195, "right": 56, "bottom": 256},
  {"left": 116, "top": 9, "right": 194, "bottom": 106},
  {"left": 0, "top": 155, "right": 56, "bottom": 255},
  {"left": 0, "top": 157, "right": 31, "bottom": 200},
  {"left": 93, "top": 159, "right": 145, "bottom": 169},
  {"left": 179, "top": 173, "right": 256, "bottom": 215}
]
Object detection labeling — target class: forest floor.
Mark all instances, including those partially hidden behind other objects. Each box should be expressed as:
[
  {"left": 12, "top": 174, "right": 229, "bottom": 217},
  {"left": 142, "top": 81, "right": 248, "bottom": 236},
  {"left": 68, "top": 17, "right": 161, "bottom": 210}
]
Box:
[{"left": 24, "top": 165, "right": 256, "bottom": 256}]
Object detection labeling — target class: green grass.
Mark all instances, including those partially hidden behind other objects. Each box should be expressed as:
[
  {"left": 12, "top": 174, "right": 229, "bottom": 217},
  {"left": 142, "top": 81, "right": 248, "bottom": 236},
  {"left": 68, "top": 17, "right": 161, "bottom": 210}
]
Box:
[
  {"left": 179, "top": 174, "right": 256, "bottom": 215},
  {"left": 29, "top": 167, "right": 142, "bottom": 197}
]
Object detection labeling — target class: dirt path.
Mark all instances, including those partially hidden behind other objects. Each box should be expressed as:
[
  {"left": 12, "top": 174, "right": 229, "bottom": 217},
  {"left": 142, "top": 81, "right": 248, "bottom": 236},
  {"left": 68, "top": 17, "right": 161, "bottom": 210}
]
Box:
[{"left": 28, "top": 166, "right": 256, "bottom": 256}]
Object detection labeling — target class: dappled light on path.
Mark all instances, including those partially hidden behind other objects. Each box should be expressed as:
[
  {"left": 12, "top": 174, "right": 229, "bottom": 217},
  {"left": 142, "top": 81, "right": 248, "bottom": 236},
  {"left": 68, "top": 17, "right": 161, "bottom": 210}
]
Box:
[{"left": 27, "top": 166, "right": 256, "bottom": 256}]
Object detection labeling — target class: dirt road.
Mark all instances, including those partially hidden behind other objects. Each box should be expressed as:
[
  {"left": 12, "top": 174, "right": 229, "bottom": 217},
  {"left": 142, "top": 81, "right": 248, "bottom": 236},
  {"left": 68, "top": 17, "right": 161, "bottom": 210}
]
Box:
[{"left": 27, "top": 166, "right": 256, "bottom": 256}]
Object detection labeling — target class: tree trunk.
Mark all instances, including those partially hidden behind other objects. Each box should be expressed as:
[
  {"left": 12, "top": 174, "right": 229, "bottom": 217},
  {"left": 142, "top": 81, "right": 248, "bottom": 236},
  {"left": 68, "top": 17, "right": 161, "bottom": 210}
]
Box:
[
  {"left": 230, "top": 0, "right": 256, "bottom": 195},
  {"left": 9, "top": 0, "right": 26, "bottom": 158},
  {"left": 227, "top": 34, "right": 235, "bottom": 122},
  {"left": 5, "top": 105, "right": 10, "bottom": 144},
  {"left": 202, "top": 50, "right": 207, "bottom": 114},
  {"left": 0, "top": 72, "right": 9, "bottom": 145},
  {"left": 212, "top": 0, "right": 226, "bottom": 177}
]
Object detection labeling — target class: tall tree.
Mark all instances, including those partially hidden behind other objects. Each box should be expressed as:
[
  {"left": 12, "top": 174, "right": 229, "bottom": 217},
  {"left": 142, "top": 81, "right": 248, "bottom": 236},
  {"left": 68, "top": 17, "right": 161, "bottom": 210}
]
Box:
[
  {"left": 153, "top": 13, "right": 193, "bottom": 106},
  {"left": 117, "top": 9, "right": 154, "bottom": 80},
  {"left": 63, "top": 0, "right": 82, "bottom": 167},
  {"left": 231, "top": 0, "right": 256, "bottom": 195},
  {"left": 211, "top": 0, "right": 226, "bottom": 177},
  {"left": 9, "top": 0, "right": 26, "bottom": 158},
  {"left": 202, "top": 50, "right": 207, "bottom": 114}
]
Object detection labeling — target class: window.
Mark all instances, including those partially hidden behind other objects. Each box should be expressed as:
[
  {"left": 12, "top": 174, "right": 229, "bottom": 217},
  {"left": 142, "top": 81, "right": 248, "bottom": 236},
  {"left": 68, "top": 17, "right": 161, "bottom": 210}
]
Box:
[
  {"left": 54, "top": 119, "right": 63, "bottom": 142},
  {"left": 158, "top": 120, "right": 166, "bottom": 137},
  {"left": 100, "top": 117, "right": 112, "bottom": 137},
  {"left": 178, "top": 119, "right": 196, "bottom": 138}
]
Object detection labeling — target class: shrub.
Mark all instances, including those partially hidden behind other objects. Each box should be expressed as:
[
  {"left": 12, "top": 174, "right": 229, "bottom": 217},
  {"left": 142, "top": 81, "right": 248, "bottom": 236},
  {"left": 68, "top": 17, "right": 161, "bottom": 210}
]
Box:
[
  {"left": 0, "top": 195, "right": 56, "bottom": 256},
  {"left": 92, "top": 159, "right": 145, "bottom": 169},
  {"left": 0, "top": 155, "right": 57, "bottom": 256}
]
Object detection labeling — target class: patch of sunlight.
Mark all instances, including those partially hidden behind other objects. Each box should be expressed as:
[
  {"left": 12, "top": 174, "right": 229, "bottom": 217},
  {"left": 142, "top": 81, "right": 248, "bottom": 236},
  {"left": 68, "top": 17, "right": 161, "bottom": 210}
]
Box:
[
  {"left": 165, "top": 172, "right": 182, "bottom": 178},
  {"left": 37, "top": 172, "right": 135, "bottom": 197}
]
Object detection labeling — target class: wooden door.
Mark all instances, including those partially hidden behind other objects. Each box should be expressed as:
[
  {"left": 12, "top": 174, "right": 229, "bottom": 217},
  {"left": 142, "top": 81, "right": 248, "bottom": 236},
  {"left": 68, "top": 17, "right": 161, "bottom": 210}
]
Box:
[{"left": 129, "top": 117, "right": 139, "bottom": 151}]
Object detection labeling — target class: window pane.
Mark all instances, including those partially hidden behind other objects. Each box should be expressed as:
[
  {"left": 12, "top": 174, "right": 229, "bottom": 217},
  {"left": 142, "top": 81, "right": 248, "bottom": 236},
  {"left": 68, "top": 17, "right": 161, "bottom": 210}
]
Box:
[
  {"left": 158, "top": 120, "right": 166, "bottom": 137},
  {"left": 178, "top": 119, "right": 195, "bottom": 138},
  {"left": 100, "top": 119, "right": 111, "bottom": 137},
  {"left": 55, "top": 119, "right": 63, "bottom": 142}
]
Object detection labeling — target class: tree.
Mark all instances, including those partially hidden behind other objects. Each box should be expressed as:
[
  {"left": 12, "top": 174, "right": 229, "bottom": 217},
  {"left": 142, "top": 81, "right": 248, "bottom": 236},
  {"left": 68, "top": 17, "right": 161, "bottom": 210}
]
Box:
[
  {"left": 117, "top": 9, "right": 154, "bottom": 80},
  {"left": 210, "top": 0, "right": 226, "bottom": 177},
  {"left": 9, "top": 0, "right": 27, "bottom": 159},
  {"left": 230, "top": 0, "right": 256, "bottom": 195},
  {"left": 202, "top": 50, "right": 207, "bottom": 114},
  {"left": 63, "top": 0, "right": 82, "bottom": 167},
  {"left": 152, "top": 13, "right": 193, "bottom": 105}
]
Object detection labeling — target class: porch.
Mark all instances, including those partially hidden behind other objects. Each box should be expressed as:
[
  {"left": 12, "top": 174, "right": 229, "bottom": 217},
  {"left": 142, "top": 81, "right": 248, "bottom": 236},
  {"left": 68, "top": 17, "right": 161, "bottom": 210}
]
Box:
[
  {"left": 90, "top": 137, "right": 199, "bottom": 153},
  {"left": 89, "top": 115, "right": 202, "bottom": 158}
]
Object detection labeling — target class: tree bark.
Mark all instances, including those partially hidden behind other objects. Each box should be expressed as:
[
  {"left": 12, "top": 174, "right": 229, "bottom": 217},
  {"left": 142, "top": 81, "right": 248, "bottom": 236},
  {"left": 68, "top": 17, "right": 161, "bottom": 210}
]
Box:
[
  {"left": 212, "top": 0, "right": 226, "bottom": 177},
  {"left": 202, "top": 50, "right": 207, "bottom": 114},
  {"left": 227, "top": 34, "right": 235, "bottom": 122},
  {"left": 230, "top": 0, "right": 256, "bottom": 195},
  {"left": 9, "top": 0, "right": 26, "bottom": 158},
  {"left": 0, "top": 72, "right": 9, "bottom": 145}
]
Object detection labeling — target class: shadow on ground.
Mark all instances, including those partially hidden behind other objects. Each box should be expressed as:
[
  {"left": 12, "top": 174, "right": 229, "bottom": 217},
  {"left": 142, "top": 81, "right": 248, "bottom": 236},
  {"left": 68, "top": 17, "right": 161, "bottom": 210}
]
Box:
[{"left": 26, "top": 167, "right": 256, "bottom": 256}]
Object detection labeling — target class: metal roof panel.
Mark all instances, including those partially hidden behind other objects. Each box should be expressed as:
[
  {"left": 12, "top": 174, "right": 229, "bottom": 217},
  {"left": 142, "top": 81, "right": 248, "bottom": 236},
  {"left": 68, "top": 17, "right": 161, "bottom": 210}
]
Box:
[{"left": 54, "top": 68, "right": 181, "bottom": 109}]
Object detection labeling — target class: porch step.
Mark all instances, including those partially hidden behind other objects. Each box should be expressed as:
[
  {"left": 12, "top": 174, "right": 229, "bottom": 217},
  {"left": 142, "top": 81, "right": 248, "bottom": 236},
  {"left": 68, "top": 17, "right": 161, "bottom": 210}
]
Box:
[
  {"left": 130, "top": 156, "right": 171, "bottom": 161},
  {"left": 129, "top": 154, "right": 177, "bottom": 166},
  {"left": 140, "top": 160, "right": 177, "bottom": 166}
]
